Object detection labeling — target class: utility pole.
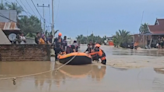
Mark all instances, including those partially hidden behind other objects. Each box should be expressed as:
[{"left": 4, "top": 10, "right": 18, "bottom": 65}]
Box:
[
  {"left": 52, "top": 0, "right": 55, "bottom": 38},
  {"left": 92, "top": 31, "right": 93, "bottom": 43},
  {"left": 87, "top": 30, "right": 88, "bottom": 44},
  {"left": 37, "top": 4, "right": 50, "bottom": 34}
]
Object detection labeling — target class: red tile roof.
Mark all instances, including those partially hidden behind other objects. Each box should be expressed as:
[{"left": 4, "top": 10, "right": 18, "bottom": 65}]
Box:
[{"left": 148, "top": 19, "right": 164, "bottom": 35}]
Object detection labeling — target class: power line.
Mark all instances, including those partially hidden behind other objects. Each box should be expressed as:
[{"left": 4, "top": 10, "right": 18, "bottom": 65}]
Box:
[
  {"left": 30, "top": 0, "right": 51, "bottom": 26},
  {"left": 14, "top": 0, "right": 31, "bottom": 16},
  {"left": 25, "top": 0, "right": 37, "bottom": 16},
  {"left": 17, "top": 0, "right": 33, "bottom": 15},
  {"left": 30, "top": 0, "right": 43, "bottom": 19},
  {"left": 37, "top": 4, "right": 50, "bottom": 33},
  {"left": 0, "top": 13, "right": 16, "bottom": 22}
]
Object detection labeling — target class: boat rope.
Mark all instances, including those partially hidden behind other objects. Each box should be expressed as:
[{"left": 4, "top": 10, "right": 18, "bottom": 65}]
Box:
[{"left": 0, "top": 52, "right": 79, "bottom": 82}]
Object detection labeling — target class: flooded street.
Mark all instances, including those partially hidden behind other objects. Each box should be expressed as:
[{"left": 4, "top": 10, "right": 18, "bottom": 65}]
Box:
[{"left": 0, "top": 45, "right": 164, "bottom": 92}]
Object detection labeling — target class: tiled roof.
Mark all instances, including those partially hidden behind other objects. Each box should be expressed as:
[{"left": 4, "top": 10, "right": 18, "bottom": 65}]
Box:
[
  {"left": 148, "top": 19, "right": 164, "bottom": 35},
  {"left": 0, "top": 22, "right": 20, "bottom": 30}
]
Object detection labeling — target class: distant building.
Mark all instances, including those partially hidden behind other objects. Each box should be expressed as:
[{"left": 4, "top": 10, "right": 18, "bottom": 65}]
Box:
[
  {"left": 133, "top": 19, "right": 164, "bottom": 48},
  {"left": 147, "top": 19, "right": 164, "bottom": 35},
  {"left": 0, "top": 10, "right": 20, "bottom": 37}
]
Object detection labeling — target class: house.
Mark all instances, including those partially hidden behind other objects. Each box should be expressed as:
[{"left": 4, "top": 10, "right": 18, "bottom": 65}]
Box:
[
  {"left": 134, "top": 19, "right": 164, "bottom": 48},
  {"left": 0, "top": 22, "right": 21, "bottom": 36},
  {"left": 146, "top": 19, "right": 164, "bottom": 47},
  {"left": 0, "top": 10, "right": 21, "bottom": 43},
  {"left": 0, "top": 10, "right": 21, "bottom": 35},
  {"left": 148, "top": 19, "right": 164, "bottom": 35}
]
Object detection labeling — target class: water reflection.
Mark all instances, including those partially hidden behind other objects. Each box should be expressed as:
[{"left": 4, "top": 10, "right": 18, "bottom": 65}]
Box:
[
  {"left": 0, "top": 61, "right": 51, "bottom": 77},
  {"left": 153, "top": 68, "right": 164, "bottom": 91},
  {"left": 152, "top": 77, "right": 164, "bottom": 91},
  {"left": 1, "top": 61, "right": 164, "bottom": 92},
  {"left": 31, "top": 63, "right": 106, "bottom": 89},
  {"left": 51, "top": 64, "right": 106, "bottom": 86},
  {"left": 154, "top": 68, "right": 164, "bottom": 75},
  {"left": 0, "top": 61, "right": 107, "bottom": 89},
  {"left": 112, "top": 49, "right": 164, "bottom": 56}
]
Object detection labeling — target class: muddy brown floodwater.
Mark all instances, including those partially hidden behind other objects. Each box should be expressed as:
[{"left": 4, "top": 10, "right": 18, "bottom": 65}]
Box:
[{"left": 0, "top": 45, "right": 164, "bottom": 92}]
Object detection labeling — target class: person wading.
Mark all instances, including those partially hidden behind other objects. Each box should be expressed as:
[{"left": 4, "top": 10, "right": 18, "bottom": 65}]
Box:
[
  {"left": 54, "top": 33, "right": 63, "bottom": 60},
  {"left": 84, "top": 44, "right": 92, "bottom": 53},
  {"left": 89, "top": 44, "right": 107, "bottom": 65},
  {"left": 72, "top": 40, "right": 78, "bottom": 52},
  {"left": 91, "top": 43, "right": 99, "bottom": 61},
  {"left": 62, "top": 36, "right": 67, "bottom": 52}
]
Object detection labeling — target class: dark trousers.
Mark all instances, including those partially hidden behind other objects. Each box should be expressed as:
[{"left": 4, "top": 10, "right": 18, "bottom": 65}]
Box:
[
  {"left": 92, "top": 55, "right": 99, "bottom": 61},
  {"left": 54, "top": 47, "right": 61, "bottom": 60},
  {"left": 101, "top": 59, "right": 106, "bottom": 65}
]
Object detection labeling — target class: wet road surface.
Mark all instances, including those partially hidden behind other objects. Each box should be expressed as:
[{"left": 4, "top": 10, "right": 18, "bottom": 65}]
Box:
[{"left": 0, "top": 45, "right": 164, "bottom": 92}]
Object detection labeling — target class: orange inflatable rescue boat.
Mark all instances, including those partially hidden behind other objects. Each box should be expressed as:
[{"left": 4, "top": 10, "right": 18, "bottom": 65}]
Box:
[{"left": 58, "top": 52, "right": 92, "bottom": 65}]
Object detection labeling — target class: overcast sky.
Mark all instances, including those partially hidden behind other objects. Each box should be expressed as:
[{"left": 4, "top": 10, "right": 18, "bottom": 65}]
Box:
[{"left": 7, "top": 0, "right": 164, "bottom": 38}]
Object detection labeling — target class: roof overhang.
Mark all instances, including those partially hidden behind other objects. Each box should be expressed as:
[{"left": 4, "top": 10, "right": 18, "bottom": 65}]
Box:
[
  {"left": 0, "top": 22, "right": 20, "bottom": 31},
  {"left": 143, "top": 33, "right": 164, "bottom": 36}
]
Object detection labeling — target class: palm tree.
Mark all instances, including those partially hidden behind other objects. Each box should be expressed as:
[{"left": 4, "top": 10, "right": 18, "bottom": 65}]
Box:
[
  {"left": 5, "top": 2, "right": 23, "bottom": 15},
  {"left": 113, "top": 30, "right": 132, "bottom": 47},
  {"left": 139, "top": 23, "right": 149, "bottom": 34}
]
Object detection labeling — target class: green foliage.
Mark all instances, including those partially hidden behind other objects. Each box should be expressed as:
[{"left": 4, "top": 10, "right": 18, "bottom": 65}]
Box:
[
  {"left": 18, "top": 15, "right": 42, "bottom": 37},
  {"left": 76, "top": 34, "right": 106, "bottom": 44},
  {"left": 26, "top": 33, "right": 36, "bottom": 38},
  {"left": 0, "top": 3, "right": 6, "bottom": 10},
  {"left": 5, "top": 2, "right": 23, "bottom": 15},
  {"left": 0, "top": 1, "right": 42, "bottom": 37},
  {"left": 113, "top": 30, "right": 132, "bottom": 47},
  {"left": 139, "top": 23, "right": 149, "bottom": 34}
]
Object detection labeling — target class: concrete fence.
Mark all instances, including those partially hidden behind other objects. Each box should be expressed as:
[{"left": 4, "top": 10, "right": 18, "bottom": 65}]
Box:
[
  {"left": 0, "top": 44, "right": 50, "bottom": 61},
  {"left": 26, "top": 37, "right": 36, "bottom": 44}
]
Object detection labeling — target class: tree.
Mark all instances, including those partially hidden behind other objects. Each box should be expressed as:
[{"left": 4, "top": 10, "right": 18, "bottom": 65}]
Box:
[
  {"left": 139, "top": 23, "right": 149, "bottom": 34},
  {"left": 113, "top": 30, "right": 132, "bottom": 47},
  {"left": 5, "top": 2, "right": 23, "bottom": 15},
  {"left": 76, "top": 35, "right": 87, "bottom": 44},
  {"left": 0, "top": 3, "right": 6, "bottom": 10},
  {"left": 76, "top": 34, "right": 106, "bottom": 44},
  {"left": 0, "top": 1, "right": 44, "bottom": 38},
  {"left": 18, "top": 15, "right": 42, "bottom": 37}
]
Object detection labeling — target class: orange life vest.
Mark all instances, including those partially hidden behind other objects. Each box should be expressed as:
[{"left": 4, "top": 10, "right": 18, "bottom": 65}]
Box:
[{"left": 90, "top": 49, "right": 106, "bottom": 60}]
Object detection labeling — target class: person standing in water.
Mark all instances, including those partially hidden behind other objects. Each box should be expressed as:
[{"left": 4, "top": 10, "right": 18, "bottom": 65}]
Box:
[
  {"left": 72, "top": 40, "right": 78, "bottom": 52},
  {"left": 84, "top": 44, "right": 92, "bottom": 53},
  {"left": 91, "top": 43, "right": 99, "bottom": 61},
  {"left": 89, "top": 44, "right": 107, "bottom": 65},
  {"left": 62, "top": 36, "right": 67, "bottom": 52},
  {"left": 54, "top": 33, "right": 63, "bottom": 60}
]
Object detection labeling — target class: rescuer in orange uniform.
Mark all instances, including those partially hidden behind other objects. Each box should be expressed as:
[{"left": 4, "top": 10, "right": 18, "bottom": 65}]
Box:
[{"left": 89, "top": 44, "right": 106, "bottom": 65}]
